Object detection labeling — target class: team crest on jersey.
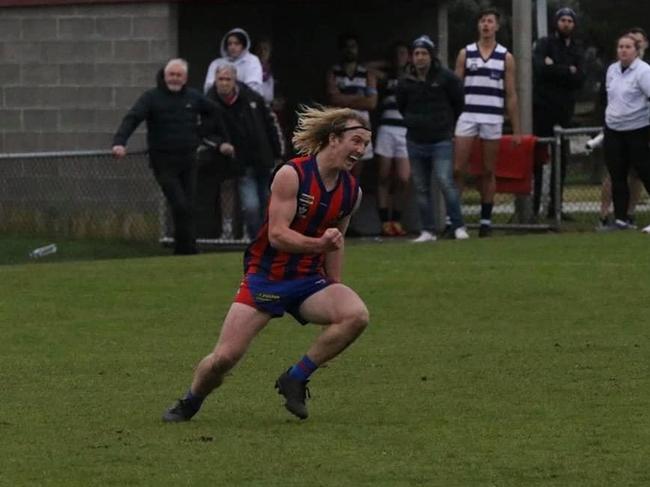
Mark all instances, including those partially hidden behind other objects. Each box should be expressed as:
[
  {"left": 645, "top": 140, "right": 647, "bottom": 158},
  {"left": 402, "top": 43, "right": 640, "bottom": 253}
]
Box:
[
  {"left": 298, "top": 193, "right": 315, "bottom": 218},
  {"left": 468, "top": 61, "right": 479, "bottom": 72}
]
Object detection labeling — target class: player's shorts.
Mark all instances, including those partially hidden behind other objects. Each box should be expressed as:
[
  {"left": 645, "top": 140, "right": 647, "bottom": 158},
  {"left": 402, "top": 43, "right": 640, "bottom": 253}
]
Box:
[
  {"left": 454, "top": 114, "right": 503, "bottom": 140},
  {"left": 374, "top": 125, "right": 408, "bottom": 159},
  {"left": 234, "top": 273, "right": 335, "bottom": 324}
]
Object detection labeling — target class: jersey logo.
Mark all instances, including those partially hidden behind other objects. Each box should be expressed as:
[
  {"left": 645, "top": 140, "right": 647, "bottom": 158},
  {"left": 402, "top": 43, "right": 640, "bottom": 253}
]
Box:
[
  {"left": 298, "top": 193, "right": 315, "bottom": 218},
  {"left": 489, "top": 70, "right": 502, "bottom": 80}
]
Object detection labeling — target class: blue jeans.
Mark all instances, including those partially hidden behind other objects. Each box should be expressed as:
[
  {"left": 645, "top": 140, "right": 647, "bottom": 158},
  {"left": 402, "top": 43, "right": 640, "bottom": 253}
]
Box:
[
  {"left": 407, "top": 140, "right": 464, "bottom": 232},
  {"left": 238, "top": 167, "right": 271, "bottom": 238}
]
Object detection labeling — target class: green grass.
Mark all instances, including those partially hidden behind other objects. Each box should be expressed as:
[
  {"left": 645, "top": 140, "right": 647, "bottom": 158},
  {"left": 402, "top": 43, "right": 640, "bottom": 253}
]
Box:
[{"left": 2, "top": 233, "right": 650, "bottom": 486}]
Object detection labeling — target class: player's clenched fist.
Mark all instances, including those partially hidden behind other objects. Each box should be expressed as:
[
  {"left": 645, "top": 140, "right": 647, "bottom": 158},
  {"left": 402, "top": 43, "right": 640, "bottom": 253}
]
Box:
[{"left": 319, "top": 227, "right": 343, "bottom": 251}]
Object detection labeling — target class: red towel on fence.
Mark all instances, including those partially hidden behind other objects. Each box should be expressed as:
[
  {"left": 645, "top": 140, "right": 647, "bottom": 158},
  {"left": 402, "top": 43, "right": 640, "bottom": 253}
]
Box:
[{"left": 468, "top": 135, "right": 537, "bottom": 194}]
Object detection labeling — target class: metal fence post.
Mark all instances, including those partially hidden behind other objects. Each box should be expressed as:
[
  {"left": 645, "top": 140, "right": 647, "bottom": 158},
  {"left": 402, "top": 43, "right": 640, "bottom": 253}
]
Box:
[{"left": 553, "top": 125, "right": 563, "bottom": 229}]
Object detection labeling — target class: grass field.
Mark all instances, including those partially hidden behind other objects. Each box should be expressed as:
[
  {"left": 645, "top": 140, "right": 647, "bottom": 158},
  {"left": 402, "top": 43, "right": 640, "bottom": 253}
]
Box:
[{"left": 2, "top": 232, "right": 650, "bottom": 486}]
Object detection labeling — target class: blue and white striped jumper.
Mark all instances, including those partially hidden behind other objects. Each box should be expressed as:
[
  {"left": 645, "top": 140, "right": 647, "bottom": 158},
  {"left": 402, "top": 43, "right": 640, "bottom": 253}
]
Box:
[
  {"left": 459, "top": 42, "right": 507, "bottom": 125},
  {"left": 331, "top": 63, "right": 372, "bottom": 125}
]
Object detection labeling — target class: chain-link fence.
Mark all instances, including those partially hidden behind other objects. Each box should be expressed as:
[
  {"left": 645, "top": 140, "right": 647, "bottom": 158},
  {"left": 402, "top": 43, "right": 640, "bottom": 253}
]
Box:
[
  {"left": 455, "top": 127, "right": 650, "bottom": 232},
  {"left": 0, "top": 150, "right": 255, "bottom": 247},
  {"left": 0, "top": 150, "right": 164, "bottom": 241},
  {"left": 3, "top": 133, "right": 646, "bottom": 245},
  {"left": 457, "top": 136, "right": 554, "bottom": 232},
  {"left": 550, "top": 126, "right": 650, "bottom": 230}
]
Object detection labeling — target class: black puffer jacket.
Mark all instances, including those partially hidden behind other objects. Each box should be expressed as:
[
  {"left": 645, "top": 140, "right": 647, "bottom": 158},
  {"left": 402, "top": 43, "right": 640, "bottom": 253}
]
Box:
[
  {"left": 205, "top": 82, "right": 282, "bottom": 174},
  {"left": 113, "top": 69, "right": 221, "bottom": 154},
  {"left": 395, "top": 61, "right": 464, "bottom": 144}
]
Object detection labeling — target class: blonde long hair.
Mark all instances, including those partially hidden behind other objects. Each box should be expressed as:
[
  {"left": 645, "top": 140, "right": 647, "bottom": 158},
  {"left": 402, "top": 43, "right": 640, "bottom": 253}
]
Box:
[{"left": 292, "top": 105, "right": 370, "bottom": 156}]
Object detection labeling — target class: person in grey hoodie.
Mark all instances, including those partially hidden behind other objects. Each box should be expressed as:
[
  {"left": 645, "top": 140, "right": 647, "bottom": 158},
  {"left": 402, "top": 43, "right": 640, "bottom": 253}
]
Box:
[{"left": 203, "top": 27, "right": 263, "bottom": 95}]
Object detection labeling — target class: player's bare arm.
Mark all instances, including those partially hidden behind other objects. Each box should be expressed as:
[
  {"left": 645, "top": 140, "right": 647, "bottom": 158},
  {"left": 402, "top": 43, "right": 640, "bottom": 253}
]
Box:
[
  {"left": 324, "top": 188, "right": 363, "bottom": 281},
  {"left": 505, "top": 52, "right": 522, "bottom": 141},
  {"left": 268, "top": 165, "right": 343, "bottom": 254},
  {"left": 454, "top": 49, "right": 467, "bottom": 79},
  {"left": 326, "top": 70, "right": 377, "bottom": 111}
]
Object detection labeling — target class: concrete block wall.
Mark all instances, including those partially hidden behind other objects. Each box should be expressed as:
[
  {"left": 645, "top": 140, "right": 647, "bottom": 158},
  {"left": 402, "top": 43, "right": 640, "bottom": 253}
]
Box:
[{"left": 0, "top": 2, "right": 178, "bottom": 154}]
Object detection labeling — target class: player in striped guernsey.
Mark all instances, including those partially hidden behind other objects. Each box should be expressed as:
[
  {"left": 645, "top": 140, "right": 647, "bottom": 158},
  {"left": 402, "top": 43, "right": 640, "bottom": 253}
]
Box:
[
  {"left": 371, "top": 42, "right": 411, "bottom": 237},
  {"left": 163, "top": 106, "right": 371, "bottom": 423},
  {"left": 452, "top": 7, "right": 521, "bottom": 237},
  {"left": 327, "top": 33, "right": 378, "bottom": 177}
]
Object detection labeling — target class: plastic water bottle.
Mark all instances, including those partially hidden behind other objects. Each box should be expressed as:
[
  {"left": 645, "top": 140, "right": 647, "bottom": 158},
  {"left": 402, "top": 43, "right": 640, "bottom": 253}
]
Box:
[{"left": 29, "top": 243, "right": 57, "bottom": 259}]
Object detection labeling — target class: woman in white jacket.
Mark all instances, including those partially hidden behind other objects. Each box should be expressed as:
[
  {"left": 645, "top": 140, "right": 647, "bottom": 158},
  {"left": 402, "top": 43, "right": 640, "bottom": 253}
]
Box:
[
  {"left": 203, "top": 28, "right": 263, "bottom": 96},
  {"left": 603, "top": 33, "right": 650, "bottom": 230}
]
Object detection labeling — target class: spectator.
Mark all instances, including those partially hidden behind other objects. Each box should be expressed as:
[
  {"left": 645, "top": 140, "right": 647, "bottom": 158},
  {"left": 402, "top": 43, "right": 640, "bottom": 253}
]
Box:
[
  {"left": 206, "top": 63, "right": 283, "bottom": 239},
  {"left": 602, "top": 33, "right": 650, "bottom": 230},
  {"left": 204, "top": 27, "right": 263, "bottom": 96},
  {"left": 598, "top": 27, "right": 648, "bottom": 229},
  {"left": 251, "top": 37, "right": 277, "bottom": 106},
  {"left": 453, "top": 7, "right": 521, "bottom": 238},
  {"left": 532, "top": 7, "right": 585, "bottom": 220},
  {"left": 396, "top": 35, "right": 468, "bottom": 242},
  {"left": 370, "top": 41, "right": 411, "bottom": 237},
  {"left": 326, "top": 33, "right": 378, "bottom": 176},
  {"left": 252, "top": 37, "right": 288, "bottom": 157},
  {"left": 112, "top": 58, "right": 231, "bottom": 255}
]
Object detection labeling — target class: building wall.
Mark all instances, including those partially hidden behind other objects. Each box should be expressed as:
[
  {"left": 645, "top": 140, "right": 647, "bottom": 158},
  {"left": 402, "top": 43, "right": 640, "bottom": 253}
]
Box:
[{"left": 0, "top": 1, "right": 177, "bottom": 154}]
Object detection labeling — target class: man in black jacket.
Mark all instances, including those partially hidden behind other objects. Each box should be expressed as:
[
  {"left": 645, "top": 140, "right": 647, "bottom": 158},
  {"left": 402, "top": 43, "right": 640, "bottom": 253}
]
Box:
[
  {"left": 396, "top": 35, "right": 468, "bottom": 242},
  {"left": 206, "top": 63, "right": 283, "bottom": 239},
  {"left": 112, "top": 58, "right": 232, "bottom": 254},
  {"left": 532, "top": 7, "right": 585, "bottom": 219}
]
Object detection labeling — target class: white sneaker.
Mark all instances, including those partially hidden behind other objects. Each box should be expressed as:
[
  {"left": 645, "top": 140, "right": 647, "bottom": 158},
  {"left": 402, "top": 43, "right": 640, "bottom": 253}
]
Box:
[
  {"left": 412, "top": 230, "right": 436, "bottom": 243},
  {"left": 642, "top": 224, "right": 650, "bottom": 234},
  {"left": 454, "top": 227, "right": 470, "bottom": 240}
]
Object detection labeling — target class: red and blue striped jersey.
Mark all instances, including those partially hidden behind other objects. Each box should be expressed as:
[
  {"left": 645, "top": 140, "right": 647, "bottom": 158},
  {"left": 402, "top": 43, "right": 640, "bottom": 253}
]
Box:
[{"left": 243, "top": 156, "right": 360, "bottom": 280}]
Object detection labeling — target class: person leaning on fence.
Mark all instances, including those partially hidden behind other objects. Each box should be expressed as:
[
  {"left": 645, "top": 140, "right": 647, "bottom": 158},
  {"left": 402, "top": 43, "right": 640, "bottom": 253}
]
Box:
[
  {"left": 205, "top": 63, "right": 283, "bottom": 239},
  {"left": 111, "top": 58, "right": 232, "bottom": 255},
  {"left": 602, "top": 33, "right": 650, "bottom": 231},
  {"left": 531, "top": 7, "right": 585, "bottom": 221}
]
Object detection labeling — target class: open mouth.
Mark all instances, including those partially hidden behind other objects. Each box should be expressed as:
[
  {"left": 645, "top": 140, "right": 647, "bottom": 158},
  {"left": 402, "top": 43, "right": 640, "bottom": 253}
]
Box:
[{"left": 347, "top": 154, "right": 360, "bottom": 163}]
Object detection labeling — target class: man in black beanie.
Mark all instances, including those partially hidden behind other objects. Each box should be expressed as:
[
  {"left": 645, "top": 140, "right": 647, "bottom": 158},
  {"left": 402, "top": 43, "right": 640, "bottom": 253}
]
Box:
[
  {"left": 532, "top": 7, "right": 585, "bottom": 220},
  {"left": 396, "top": 35, "right": 468, "bottom": 242}
]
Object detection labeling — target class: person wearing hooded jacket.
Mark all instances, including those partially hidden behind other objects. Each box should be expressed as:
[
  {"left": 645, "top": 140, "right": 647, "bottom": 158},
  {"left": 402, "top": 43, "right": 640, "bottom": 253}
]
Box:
[
  {"left": 203, "top": 27, "right": 264, "bottom": 96},
  {"left": 112, "top": 58, "right": 232, "bottom": 255}
]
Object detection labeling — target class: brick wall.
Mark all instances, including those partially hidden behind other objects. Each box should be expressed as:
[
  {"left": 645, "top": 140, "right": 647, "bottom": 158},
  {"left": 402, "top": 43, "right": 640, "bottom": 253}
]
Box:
[{"left": 0, "top": 1, "right": 178, "bottom": 153}]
